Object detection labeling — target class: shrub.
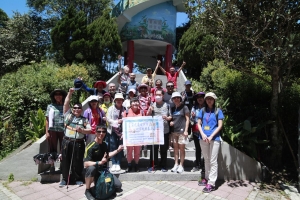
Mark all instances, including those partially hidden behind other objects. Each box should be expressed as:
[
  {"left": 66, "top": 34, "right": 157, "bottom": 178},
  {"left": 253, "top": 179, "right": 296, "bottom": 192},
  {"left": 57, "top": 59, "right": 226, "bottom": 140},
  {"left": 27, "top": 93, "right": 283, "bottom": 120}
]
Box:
[{"left": 0, "top": 62, "right": 92, "bottom": 160}]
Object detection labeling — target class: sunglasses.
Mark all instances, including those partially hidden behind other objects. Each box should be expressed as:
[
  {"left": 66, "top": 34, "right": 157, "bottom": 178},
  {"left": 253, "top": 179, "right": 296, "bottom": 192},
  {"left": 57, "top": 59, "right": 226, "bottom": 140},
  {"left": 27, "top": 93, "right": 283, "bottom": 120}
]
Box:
[
  {"left": 73, "top": 107, "right": 82, "bottom": 110},
  {"left": 96, "top": 130, "right": 106, "bottom": 133},
  {"left": 54, "top": 93, "right": 62, "bottom": 96},
  {"left": 166, "top": 85, "right": 174, "bottom": 88},
  {"left": 196, "top": 96, "right": 204, "bottom": 99}
]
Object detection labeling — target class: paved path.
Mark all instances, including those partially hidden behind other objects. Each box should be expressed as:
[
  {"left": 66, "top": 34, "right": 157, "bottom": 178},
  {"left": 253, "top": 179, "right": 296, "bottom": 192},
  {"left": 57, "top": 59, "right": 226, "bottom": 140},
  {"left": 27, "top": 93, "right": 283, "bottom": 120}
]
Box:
[{"left": 0, "top": 180, "right": 293, "bottom": 200}]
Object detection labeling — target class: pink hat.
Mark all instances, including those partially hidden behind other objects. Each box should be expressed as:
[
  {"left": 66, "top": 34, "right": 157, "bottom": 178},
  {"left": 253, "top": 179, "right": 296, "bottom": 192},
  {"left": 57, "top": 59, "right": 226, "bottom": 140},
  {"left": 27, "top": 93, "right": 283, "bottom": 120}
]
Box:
[{"left": 128, "top": 89, "right": 136, "bottom": 94}]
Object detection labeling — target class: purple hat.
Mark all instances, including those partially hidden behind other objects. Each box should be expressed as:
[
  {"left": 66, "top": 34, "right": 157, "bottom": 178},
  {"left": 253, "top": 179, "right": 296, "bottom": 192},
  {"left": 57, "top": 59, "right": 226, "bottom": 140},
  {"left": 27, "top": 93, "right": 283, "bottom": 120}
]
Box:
[{"left": 194, "top": 92, "right": 205, "bottom": 98}]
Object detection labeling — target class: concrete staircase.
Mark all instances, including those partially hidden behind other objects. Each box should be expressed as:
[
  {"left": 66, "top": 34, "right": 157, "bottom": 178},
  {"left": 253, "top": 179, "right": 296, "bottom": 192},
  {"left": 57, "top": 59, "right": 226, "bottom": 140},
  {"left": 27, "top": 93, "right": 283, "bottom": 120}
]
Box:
[{"left": 0, "top": 72, "right": 262, "bottom": 183}]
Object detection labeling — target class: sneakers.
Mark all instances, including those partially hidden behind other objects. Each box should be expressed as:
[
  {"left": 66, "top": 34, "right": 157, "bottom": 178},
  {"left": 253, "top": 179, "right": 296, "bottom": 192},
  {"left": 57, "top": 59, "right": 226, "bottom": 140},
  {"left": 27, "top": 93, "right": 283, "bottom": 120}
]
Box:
[
  {"left": 135, "top": 164, "right": 140, "bottom": 172},
  {"left": 148, "top": 167, "right": 155, "bottom": 172},
  {"left": 110, "top": 164, "right": 116, "bottom": 172},
  {"left": 198, "top": 178, "right": 208, "bottom": 186},
  {"left": 115, "top": 164, "right": 121, "bottom": 172},
  {"left": 50, "top": 166, "right": 55, "bottom": 173},
  {"left": 171, "top": 164, "right": 178, "bottom": 172},
  {"left": 126, "top": 164, "right": 132, "bottom": 173},
  {"left": 85, "top": 189, "right": 95, "bottom": 200},
  {"left": 203, "top": 184, "right": 215, "bottom": 193},
  {"left": 176, "top": 165, "right": 184, "bottom": 173},
  {"left": 161, "top": 168, "right": 168, "bottom": 172},
  {"left": 59, "top": 180, "right": 66, "bottom": 187},
  {"left": 191, "top": 166, "right": 199, "bottom": 172},
  {"left": 76, "top": 181, "right": 83, "bottom": 186}
]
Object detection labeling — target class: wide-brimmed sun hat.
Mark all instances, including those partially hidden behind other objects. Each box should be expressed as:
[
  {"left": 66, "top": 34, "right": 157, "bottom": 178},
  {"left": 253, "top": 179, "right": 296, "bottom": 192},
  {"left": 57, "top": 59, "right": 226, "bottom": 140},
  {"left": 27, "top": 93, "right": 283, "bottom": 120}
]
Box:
[
  {"left": 50, "top": 89, "right": 67, "bottom": 99},
  {"left": 204, "top": 92, "right": 218, "bottom": 100},
  {"left": 171, "top": 92, "right": 182, "bottom": 100},
  {"left": 88, "top": 95, "right": 99, "bottom": 102},
  {"left": 114, "top": 93, "right": 124, "bottom": 102},
  {"left": 94, "top": 80, "right": 107, "bottom": 88},
  {"left": 138, "top": 84, "right": 149, "bottom": 90}
]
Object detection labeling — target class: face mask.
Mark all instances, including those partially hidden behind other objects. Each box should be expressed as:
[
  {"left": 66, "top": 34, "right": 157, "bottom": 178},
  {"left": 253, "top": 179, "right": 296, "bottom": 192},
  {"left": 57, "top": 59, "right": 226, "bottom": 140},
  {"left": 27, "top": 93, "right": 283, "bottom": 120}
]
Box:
[
  {"left": 104, "top": 100, "right": 110, "bottom": 104},
  {"left": 155, "top": 96, "right": 162, "bottom": 102}
]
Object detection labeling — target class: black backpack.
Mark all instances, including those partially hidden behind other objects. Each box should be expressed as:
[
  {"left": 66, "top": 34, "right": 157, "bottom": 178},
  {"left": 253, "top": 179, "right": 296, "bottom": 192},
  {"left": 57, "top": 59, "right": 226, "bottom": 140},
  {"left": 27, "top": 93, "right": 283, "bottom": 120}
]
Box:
[{"left": 94, "top": 168, "right": 115, "bottom": 199}]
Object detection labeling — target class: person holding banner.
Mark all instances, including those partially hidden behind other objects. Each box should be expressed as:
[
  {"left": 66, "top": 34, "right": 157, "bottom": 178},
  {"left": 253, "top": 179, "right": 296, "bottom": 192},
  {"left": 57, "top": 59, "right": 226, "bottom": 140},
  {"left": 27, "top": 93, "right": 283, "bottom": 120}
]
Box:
[
  {"left": 147, "top": 89, "right": 172, "bottom": 172},
  {"left": 169, "top": 92, "right": 190, "bottom": 174},
  {"left": 106, "top": 93, "right": 126, "bottom": 172},
  {"left": 122, "top": 97, "right": 145, "bottom": 172}
]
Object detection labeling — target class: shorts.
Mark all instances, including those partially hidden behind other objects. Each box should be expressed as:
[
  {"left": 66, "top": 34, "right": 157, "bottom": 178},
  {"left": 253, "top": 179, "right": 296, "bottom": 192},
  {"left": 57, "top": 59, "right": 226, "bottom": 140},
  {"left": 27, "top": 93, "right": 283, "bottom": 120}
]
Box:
[{"left": 171, "top": 133, "right": 186, "bottom": 145}]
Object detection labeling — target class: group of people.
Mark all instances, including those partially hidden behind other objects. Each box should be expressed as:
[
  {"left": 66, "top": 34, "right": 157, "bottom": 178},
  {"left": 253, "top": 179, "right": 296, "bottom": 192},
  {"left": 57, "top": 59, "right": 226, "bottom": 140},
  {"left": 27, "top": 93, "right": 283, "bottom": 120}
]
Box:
[{"left": 44, "top": 59, "right": 224, "bottom": 199}]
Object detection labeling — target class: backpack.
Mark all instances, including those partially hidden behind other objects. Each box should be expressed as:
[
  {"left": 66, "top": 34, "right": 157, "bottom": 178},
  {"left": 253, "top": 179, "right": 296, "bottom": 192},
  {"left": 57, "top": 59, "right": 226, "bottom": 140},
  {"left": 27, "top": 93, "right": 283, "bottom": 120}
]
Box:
[
  {"left": 199, "top": 107, "right": 220, "bottom": 121},
  {"left": 95, "top": 168, "right": 115, "bottom": 199}
]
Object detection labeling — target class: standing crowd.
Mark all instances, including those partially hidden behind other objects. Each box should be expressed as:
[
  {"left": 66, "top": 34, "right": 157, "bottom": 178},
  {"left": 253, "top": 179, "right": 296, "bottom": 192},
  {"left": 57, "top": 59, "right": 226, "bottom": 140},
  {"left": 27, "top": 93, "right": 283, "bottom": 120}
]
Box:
[{"left": 45, "top": 57, "right": 224, "bottom": 199}]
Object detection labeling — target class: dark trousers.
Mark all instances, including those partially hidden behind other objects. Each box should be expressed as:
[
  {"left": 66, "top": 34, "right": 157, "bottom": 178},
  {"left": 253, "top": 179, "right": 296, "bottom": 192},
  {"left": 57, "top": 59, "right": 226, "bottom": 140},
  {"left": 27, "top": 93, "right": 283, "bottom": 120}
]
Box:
[
  {"left": 159, "top": 133, "right": 170, "bottom": 169},
  {"left": 84, "top": 166, "right": 122, "bottom": 189},
  {"left": 61, "top": 138, "right": 85, "bottom": 183},
  {"left": 149, "top": 145, "right": 159, "bottom": 167},
  {"left": 193, "top": 132, "right": 205, "bottom": 177},
  {"left": 48, "top": 130, "right": 64, "bottom": 153}
]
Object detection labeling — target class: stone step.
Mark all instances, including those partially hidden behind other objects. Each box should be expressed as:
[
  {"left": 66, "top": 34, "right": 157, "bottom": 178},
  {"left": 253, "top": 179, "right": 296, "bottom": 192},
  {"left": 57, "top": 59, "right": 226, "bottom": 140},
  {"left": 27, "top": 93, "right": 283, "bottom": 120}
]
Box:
[
  {"left": 125, "top": 147, "right": 197, "bottom": 159},
  {"left": 38, "top": 157, "right": 199, "bottom": 182}
]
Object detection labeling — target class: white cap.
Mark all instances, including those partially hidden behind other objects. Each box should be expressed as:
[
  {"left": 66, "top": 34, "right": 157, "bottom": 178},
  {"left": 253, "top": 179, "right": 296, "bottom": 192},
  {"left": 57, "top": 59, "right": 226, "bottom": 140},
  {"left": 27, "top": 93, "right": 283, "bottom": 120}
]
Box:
[
  {"left": 204, "top": 92, "right": 218, "bottom": 100},
  {"left": 88, "top": 95, "right": 99, "bottom": 102}
]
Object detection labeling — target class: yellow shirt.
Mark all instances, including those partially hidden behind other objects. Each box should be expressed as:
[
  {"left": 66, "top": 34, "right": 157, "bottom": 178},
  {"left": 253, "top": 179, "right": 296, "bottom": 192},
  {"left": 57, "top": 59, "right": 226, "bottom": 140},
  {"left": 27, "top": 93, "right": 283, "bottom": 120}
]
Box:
[{"left": 141, "top": 73, "right": 156, "bottom": 87}]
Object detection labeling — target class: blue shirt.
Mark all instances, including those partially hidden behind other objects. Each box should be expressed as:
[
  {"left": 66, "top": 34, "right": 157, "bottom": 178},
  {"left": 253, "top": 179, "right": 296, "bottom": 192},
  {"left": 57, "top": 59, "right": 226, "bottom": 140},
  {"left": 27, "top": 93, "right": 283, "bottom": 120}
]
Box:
[{"left": 197, "top": 108, "right": 224, "bottom": 141}]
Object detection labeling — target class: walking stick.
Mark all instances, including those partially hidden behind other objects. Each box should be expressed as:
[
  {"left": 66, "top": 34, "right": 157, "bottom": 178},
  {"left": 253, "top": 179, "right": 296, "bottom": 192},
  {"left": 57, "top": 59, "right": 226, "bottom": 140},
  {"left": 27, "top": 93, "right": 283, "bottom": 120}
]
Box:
[
  {"left": 67, "top": 123, "right": 78, "bottom": 191},
  {"left": 151, "top": 110, "right": 155, "bottom": 171}
]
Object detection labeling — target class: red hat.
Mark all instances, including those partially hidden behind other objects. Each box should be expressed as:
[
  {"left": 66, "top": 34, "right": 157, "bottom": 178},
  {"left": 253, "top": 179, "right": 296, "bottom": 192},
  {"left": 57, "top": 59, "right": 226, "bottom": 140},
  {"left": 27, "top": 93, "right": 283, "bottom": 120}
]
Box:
[
  {"left": 94, "top": 81, "right": 106, "bottom": 88},
  {"left": 103, "top": 93, "right": 111, "bottom": 98}
]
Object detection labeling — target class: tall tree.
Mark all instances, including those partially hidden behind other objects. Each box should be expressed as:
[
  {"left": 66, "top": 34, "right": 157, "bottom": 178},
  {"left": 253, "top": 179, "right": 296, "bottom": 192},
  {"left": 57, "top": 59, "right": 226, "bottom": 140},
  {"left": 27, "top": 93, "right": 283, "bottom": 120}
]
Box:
[
  {"left": 178, "top": 23, "right": 217, "bottom": 79},
  {"left": 27, "top": 0, "right": 112, "bottom": 22},
  {"left": 0, "top": 12, "right": 53, "bottom": 75},
  {"left": 50, "top": 5, "right": 122, "bottom": 65},
  {"left": 184, "top": 0, "right": 300, "bottom": 169},
  {"left": 0, "top": 8, "right": 9, "bottom": 27},
  {"left": 50, "top": 6, "right": 88, "bottom": 64}
]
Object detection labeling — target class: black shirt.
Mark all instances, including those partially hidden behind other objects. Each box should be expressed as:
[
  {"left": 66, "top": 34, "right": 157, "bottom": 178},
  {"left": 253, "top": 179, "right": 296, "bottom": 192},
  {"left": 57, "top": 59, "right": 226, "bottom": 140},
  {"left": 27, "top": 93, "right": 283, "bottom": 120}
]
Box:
[{"left": 84, "top": 141, "right": 109, "bottom": 162}]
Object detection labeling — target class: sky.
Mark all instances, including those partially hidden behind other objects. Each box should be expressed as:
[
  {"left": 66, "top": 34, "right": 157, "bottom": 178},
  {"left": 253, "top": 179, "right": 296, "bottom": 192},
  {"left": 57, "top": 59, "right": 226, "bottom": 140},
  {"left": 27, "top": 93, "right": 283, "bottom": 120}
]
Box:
[{"left": 0, "top": 0, "right": 189, "bottom": 27}]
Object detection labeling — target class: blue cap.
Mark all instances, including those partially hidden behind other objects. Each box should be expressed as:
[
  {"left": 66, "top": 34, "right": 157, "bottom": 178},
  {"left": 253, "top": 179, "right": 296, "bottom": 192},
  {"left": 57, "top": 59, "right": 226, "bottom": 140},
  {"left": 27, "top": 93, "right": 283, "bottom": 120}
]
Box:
[
  {"left": 74, "top": 78, "right": 83, "bottom": 90},
  {"left": 185, "top": 80, "right": 192, "bottom": 85}
]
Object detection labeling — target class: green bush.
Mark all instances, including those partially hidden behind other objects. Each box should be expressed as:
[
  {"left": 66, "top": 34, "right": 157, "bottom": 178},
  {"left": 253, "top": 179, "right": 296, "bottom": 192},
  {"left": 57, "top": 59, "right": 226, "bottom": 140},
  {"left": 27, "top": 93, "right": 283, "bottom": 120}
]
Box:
[{"left": 0, "top": 62, "right": 93, "bottom": 160}]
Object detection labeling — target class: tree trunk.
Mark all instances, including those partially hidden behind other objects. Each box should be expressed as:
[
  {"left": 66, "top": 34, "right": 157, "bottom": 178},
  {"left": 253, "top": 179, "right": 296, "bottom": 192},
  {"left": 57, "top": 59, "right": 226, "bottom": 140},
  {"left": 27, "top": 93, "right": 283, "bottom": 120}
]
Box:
[
  {"left": 270, "top": 67, "right": 283, "bottom": 169},
  {"left": 298, "top": 108, "right": 300, "bottom": 192}
]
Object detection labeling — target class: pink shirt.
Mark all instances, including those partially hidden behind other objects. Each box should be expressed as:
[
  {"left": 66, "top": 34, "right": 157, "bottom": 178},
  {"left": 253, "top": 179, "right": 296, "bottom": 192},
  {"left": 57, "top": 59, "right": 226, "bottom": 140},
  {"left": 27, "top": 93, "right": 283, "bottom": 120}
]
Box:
[
  {"left": 138, "top": 95, "right": 151, "bottom": 113},
  {"left": 166, "top": 71, "right": 179, "bottom": 88},
  {"left": 151, "top": 87, "right": 167, "bottom": 102}
]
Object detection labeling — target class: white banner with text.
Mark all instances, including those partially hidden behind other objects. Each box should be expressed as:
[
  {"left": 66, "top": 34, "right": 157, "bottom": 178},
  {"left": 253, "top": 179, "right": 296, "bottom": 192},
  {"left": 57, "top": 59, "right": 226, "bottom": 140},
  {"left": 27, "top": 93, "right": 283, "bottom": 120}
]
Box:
[{"left": 122, "top": 116, "right": 164, "bottom": 146}]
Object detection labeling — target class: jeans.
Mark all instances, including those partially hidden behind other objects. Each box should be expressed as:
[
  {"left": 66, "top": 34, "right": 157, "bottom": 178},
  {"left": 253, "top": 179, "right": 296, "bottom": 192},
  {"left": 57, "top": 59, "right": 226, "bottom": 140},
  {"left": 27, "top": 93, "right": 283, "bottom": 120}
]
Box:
[
  {"left": 200, "top": 140, "right": 220, "bottom": 186},
  {"left": 107, "top": 131, "right": 123, "bottom": 165}
]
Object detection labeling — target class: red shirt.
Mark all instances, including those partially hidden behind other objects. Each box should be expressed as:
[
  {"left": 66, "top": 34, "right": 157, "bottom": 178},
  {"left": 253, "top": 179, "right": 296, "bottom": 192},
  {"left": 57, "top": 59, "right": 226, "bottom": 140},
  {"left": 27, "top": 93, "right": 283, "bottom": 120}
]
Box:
[
  {"left": 91, "top": 109, "right": 99, "bottom": 134},
  {"left": 166, "top": 71, "right": 179, "bottom": 88}
]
